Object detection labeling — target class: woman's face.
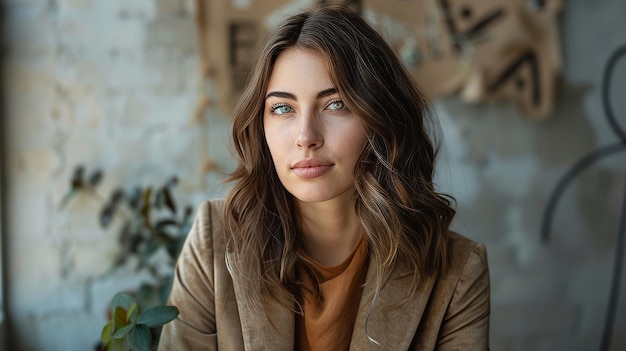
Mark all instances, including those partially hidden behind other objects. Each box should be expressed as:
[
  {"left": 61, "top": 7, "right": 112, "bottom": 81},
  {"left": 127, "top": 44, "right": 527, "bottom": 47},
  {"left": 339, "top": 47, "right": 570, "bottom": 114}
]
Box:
[{"left": 263, "top": 48, "right": 366, "bottom": 205}]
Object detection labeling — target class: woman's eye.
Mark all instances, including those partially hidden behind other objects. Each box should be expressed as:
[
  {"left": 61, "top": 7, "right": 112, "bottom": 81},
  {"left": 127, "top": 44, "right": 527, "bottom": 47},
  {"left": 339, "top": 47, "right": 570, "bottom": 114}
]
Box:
[
  {"left": 327, "top": 100, "right": 345, "bottom": 110},
  {"left": 270, "top": 104, "right": 292, "bottom": 115}
]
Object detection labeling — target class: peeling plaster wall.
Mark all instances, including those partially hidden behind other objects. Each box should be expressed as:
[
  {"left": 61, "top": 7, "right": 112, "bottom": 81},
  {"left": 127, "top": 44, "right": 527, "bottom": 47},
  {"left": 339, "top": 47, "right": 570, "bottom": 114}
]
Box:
[
  {"left": 1, "top": 0, "right": 626, "bottom": 350},
  {"left": 2, "top": 1, "right": 233, "bottom": 350},
  {"left": 434, "top": 0, "right": 626, "bottom": 349}
]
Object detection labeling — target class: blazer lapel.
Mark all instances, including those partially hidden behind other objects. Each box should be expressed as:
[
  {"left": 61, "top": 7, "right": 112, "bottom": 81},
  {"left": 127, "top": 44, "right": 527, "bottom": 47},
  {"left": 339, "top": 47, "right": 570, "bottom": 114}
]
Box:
[
  {"left": 232, "top": 279, "right": 295, "bottom": 351},
  {"left": 350, "top": 258, "right": 436, "bottom": 350}
]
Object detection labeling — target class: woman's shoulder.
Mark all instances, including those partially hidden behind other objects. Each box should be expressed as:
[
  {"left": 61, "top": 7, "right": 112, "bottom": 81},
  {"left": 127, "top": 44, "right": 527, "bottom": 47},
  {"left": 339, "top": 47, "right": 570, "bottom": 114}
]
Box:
[
  {"left": 445, "top": 231, "right": 489, "bottom": 280},
  {"left": 196, "top": 199, "right": 227, "bottom": 227},
  {"left": 197, "top": 199, "right": 226, "bottom": 221},
  {"left": 185, "top": 199, "right": 228, "bottom": 254}
]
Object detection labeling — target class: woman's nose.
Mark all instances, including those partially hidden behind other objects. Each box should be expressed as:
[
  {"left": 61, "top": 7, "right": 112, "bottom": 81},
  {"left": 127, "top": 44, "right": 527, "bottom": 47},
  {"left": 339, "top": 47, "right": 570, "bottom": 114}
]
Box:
[{"left": 295, "top": 112, "right": 323, "bottom": 149}]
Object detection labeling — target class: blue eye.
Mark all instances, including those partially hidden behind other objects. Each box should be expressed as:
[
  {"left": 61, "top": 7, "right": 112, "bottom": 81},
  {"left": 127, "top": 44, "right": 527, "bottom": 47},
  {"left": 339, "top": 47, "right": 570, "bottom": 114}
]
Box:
[
  {"left": 327, "top": 100, "right": 345, "bottom": 110},
  {"left": 270, "top": 104, "right": 292, "bottom": 115}
]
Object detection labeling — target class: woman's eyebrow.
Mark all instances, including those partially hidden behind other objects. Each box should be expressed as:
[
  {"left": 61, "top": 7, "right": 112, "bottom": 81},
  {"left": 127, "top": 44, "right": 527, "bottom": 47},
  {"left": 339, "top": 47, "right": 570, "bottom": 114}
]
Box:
[
  {"left": 265, "top": 88, "right": 338, "bottom": 101},
  {"left": 265, "top": 91, "right": 296, "bottom": 100},
  {"left": 317, "top": 88, "right": 337, "bottom": 99}
]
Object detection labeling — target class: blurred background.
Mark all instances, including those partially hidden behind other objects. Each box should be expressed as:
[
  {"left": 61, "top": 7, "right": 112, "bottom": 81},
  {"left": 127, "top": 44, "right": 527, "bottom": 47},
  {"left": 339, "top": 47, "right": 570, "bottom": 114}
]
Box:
[{"left": 1, "top": 0, "right": 626, "bottom": 350}]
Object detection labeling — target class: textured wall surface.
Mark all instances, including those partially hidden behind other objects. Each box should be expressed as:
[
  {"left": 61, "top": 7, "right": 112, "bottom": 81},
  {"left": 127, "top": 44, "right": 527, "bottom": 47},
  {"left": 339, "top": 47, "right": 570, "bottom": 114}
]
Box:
[{"left": 2, "top": 0, "right": 626, "bottom": 350}]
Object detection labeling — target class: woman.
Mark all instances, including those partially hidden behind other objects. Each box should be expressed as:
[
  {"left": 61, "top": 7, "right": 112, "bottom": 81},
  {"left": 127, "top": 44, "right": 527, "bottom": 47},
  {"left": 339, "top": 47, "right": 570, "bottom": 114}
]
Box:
[{"left": 159, "top": 4, "right": 489, "bottom": 350}]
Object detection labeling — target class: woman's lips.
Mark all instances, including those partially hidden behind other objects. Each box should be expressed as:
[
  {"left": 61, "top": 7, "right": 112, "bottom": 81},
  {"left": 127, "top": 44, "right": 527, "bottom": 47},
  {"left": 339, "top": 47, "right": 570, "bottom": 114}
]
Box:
[{"left": 292, "top": 159, "right": 333, "bottom": 178}]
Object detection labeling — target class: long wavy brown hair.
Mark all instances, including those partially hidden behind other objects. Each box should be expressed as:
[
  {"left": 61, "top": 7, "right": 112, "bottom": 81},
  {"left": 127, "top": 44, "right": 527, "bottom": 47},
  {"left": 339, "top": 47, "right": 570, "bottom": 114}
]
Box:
[{"left": 224, "top": 4, "right": 455, "bottom": 316}]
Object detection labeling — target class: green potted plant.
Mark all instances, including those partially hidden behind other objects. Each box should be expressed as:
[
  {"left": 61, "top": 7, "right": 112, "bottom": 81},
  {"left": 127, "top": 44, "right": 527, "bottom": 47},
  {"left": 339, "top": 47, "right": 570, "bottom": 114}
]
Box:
[
  {"left": 100, "top": 292, "right": 178, "bottom": 351},
  {"left": 61, "top": 165, "right": 193, "bottom": 350}
]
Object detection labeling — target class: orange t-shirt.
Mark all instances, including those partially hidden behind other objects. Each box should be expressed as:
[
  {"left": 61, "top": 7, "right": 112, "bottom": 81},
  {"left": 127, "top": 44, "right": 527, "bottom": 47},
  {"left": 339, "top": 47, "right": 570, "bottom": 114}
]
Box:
[{"left": 295, "top": 238, "right": 369, "bottom": 351}]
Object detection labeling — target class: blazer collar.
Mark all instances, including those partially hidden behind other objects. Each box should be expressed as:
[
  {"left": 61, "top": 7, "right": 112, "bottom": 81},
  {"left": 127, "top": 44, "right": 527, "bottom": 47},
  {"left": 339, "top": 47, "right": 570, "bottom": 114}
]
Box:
[
  {"left": 232, "top": 280, "right": 295, "bottom": 351},
  {"left": 349, "top": 257, "right": 436, "bottom": 350},
  {"left": 225, "top": 200, "right": 295, "bottom": 350},
  {"left": 232, "top": 257, "right": 434, "bottom": 351}
]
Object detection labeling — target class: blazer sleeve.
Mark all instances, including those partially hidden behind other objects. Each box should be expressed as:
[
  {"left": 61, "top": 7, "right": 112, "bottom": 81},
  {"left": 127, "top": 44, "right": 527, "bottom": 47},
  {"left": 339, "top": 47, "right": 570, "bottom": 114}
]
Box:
[
  {"left": 437, "top": 243, "right": 490, "bottom": 351},
  {"left": 158, "top": 202, "right": 218, "bottom": 350}
]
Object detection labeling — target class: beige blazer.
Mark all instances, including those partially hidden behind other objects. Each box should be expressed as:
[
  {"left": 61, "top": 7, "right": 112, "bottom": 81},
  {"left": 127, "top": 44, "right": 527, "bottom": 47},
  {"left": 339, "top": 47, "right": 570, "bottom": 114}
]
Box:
[{"left": 158, "top": 200, "right": 490, "bottom": 350}]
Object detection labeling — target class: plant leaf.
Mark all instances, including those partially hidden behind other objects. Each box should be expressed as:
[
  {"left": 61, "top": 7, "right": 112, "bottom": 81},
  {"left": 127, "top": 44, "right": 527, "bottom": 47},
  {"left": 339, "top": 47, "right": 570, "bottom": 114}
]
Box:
[
  {"left": 141, "top": 187, "right": 152, "bottom": 228},
  {"left": 137, "top": 305, "right": 179, "bottom": 328},
  {"left": 128, "top": 186, "right": 142, "bottom": 209},
  {"left": 100, "top": 205, "right": 115, "bottom": 228},
  {"left": 88, "top": 169, "right": 103, "bottom": 187},
  {"left": 154, "top": 230, "right": 173, "bottom": 244},
  {"left": 167, "top": 176, "right": 179, "bottom": 188},
  {"left": 162, "top": 187, "right": 177, "bottom": 214},
  {"left": 110, "top": 188, "right": 125, "bottom": 205},
  {"left": 111, "top": 292, "right": 136, "bottom": 316},
  {"left": 113, "top": 306, "right": 128, "bottom": 331},
  {"left": 165, "top": 235, "right": 186, "bottom": 261},
  {"left": 182, "top": 205, "right": 193, "bottom": 225},
  {"left": 128, "top": 324, "right": 152, "bottom": 351},
  {"left": 159, "top": 279, "right": 173, "bottom": 305},
  {"left": 130, "top": 233, "right": 144, "bottom": 254},
  {"left": 139, "top": 240, "right": 160, "bottom": 266},
  {"left": 70, "top": 165, "right": 85, "bottom": 189},
  {"left": 128, "top": 302, "right": 139, "bottom": 324},
  {"left": 137, "top": 284, "right": 156, "bottom": 310},
  {"left": 118, "top": 222, "right": 132, "bottom": 246},
  {"left": 155, "top": 219, "right": 179, "bottom": 232},
  {"left": 111, "top": 292, "right": 136, "bottom": 310},
  {"left": 154, "top": 188, "right": 164, "bottom": 209},
  {"left": 112, "top": 323, "right": 135, "bottom": 339},
  {"left": 165, "top": 238, "right": 180, "bottom": 260},
  {"left": 107, "top": 336, "right": 126, "bottom": 351},
  {"left": 101, "top": 320, "right": 113, "bottom": 344}
]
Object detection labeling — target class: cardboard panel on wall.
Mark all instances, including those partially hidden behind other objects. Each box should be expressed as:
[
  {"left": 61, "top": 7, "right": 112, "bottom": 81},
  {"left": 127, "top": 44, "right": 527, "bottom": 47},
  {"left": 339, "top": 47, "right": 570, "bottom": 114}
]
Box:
[
  {"left": 196, "top": 0, "right": 357, "bottom": 115},
  {"left": 447, "top": 0, "right": 563, "bottom": 118},
  {"left": 365, "top": 0, "right": 563, "bottom": 119},
  {"left": 196, "top": 0, "right": 291, "bottom": 115},
  {"left": 364, "top": 0, "right": 462, "bottom": 98}
]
